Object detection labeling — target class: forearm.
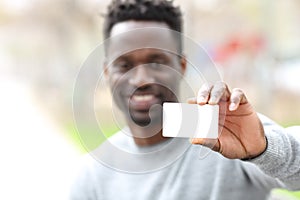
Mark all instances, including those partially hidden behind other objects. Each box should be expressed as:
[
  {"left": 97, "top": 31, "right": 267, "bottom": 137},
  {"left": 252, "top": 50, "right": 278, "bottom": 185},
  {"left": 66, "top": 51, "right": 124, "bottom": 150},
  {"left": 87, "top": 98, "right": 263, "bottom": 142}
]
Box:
[{"left": 249, "top": 114, "right": 300, "bottom": 190}]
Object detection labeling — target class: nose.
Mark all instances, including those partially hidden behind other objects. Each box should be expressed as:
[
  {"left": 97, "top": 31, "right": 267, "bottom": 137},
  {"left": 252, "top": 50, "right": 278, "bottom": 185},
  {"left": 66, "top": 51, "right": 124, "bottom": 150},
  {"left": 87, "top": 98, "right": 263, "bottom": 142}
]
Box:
[{"left": 128, "top": 65, "right": 155, "bottom": 87}]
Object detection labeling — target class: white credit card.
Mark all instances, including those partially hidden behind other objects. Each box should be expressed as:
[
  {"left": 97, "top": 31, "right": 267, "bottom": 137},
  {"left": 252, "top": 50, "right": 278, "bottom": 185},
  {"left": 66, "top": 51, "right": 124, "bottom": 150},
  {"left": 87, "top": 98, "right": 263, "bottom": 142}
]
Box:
[{"left": 162, "top": 103, "right": 219, "bottom": 138}]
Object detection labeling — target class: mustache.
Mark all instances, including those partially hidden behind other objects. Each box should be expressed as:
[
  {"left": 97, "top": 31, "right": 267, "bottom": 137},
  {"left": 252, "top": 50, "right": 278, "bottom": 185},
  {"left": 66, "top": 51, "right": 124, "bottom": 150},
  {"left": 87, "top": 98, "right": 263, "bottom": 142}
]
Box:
[{"left": 125, "top": 84, "right": 159, "bottom": 96}]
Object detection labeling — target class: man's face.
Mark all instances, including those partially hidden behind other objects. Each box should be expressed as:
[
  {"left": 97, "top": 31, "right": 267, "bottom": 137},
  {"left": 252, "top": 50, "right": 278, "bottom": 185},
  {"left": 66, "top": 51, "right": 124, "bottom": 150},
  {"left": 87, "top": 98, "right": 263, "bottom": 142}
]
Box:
[{"left": 105, "top": 21, "right": 185, "bottom": 126}]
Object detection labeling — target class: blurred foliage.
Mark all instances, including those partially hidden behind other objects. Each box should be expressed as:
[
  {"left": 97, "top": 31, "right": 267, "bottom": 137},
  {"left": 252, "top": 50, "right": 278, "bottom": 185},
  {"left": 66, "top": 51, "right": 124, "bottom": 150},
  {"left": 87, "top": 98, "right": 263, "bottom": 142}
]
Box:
[{"left": 65, "top": 122, "right": 119, "bottom": 153}]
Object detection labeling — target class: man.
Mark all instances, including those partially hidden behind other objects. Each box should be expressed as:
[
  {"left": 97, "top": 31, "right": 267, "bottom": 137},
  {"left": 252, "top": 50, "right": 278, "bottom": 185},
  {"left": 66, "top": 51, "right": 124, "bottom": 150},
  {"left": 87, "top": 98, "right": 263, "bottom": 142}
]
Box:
[{"left": 70, "top": 0, "right": 300, "bottom": 199}]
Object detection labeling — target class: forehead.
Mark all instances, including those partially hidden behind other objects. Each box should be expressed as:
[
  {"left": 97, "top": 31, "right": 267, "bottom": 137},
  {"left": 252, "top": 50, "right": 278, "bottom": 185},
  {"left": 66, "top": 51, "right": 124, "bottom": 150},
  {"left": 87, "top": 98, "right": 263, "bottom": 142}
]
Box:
[{"left": 107, "top": 21, "right": 179, "bottom": 59}]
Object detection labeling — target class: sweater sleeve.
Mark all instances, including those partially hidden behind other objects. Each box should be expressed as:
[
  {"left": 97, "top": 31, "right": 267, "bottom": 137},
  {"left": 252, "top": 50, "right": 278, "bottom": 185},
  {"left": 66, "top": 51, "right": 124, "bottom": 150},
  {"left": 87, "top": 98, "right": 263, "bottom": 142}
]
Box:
[{"left": 249, "top": 114, "right": 300, "bottom": 191}]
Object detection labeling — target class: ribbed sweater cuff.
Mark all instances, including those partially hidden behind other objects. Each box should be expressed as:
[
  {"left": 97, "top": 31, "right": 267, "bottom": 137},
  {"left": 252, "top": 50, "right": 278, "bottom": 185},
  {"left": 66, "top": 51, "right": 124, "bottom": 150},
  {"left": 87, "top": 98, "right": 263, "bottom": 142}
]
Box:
[{"left": 249, "top": 128, "right": 286, "bottom": 176}]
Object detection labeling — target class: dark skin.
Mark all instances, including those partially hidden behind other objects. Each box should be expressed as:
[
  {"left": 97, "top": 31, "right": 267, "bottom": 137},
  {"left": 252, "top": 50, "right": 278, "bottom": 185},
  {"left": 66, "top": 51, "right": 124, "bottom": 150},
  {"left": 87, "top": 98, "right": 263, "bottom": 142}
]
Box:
[
  {"left": 104, "top": 21, "right": 186, "bottom": 146},
  {"left": 188, "top": 82, "right": 266, "bottom": 159},
  {"left": 105, "top": 20, "right": 267, "bottom": 159}
]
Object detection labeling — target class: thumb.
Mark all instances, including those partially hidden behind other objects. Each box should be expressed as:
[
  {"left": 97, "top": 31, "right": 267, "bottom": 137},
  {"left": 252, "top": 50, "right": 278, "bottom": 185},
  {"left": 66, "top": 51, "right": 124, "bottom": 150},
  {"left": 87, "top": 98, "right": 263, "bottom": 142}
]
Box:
[{"left": 190, "top": 138, "right": 221, "bottom": 153}]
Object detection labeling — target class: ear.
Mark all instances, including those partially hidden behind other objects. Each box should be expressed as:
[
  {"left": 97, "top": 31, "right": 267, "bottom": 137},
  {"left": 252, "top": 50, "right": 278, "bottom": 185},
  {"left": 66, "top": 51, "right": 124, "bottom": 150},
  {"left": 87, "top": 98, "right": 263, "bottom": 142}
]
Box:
[
  {"left": 103, "top": 60, "right": 109, "bottom": 79},
  {"left": 180, "top": 55, "right": 187, "bottom": 75}
]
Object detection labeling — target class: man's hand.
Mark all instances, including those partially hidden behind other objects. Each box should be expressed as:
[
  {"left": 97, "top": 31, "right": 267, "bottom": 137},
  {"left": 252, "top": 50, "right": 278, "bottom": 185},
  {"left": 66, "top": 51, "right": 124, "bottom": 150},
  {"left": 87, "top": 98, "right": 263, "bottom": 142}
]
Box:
[{"left": 188, "top": 81, "right": 267, "bottom": 159}]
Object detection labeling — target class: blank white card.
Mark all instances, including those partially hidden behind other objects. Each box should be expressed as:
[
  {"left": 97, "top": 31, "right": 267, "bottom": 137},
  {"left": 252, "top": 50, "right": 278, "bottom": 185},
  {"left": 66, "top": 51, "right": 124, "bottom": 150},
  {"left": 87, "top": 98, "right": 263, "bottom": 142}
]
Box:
[{"left": 162, "top": 103, "right": 219, "bottom": 139}]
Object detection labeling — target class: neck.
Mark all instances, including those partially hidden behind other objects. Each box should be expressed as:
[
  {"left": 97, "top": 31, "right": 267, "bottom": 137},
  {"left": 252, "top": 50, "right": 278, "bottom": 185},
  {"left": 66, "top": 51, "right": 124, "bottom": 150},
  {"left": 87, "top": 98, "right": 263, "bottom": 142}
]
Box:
[
  {"left": 133, "top": 131, "right": 169, "bottom": 146},
  {"left": 127, "top": 121, "right": 169, "bottom": 146}
]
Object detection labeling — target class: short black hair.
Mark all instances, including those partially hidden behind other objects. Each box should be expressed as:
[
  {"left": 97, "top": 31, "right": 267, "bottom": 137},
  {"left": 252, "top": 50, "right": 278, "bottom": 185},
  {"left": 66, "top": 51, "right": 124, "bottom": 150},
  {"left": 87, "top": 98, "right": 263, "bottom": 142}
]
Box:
[{"left": 103, "top": 0, "right": 183, "bottom": 52}]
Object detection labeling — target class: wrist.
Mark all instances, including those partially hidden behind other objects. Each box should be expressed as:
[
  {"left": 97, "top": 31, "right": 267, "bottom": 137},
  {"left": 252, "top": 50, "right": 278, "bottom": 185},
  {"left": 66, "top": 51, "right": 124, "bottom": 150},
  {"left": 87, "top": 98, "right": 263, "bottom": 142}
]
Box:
[{"left": 241, "top": 136, "right": 268, "bottom": 161}]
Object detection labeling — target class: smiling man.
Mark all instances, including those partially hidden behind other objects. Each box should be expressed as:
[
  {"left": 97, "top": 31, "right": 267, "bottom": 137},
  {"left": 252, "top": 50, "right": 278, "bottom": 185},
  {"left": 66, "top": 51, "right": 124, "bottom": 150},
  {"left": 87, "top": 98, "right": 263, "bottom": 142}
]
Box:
[
  {"left": 70, "top": 0, "right": 300, "bottom": 199},
  {"left": 104, "top": 20, "right": 185, "bottom": 145}
]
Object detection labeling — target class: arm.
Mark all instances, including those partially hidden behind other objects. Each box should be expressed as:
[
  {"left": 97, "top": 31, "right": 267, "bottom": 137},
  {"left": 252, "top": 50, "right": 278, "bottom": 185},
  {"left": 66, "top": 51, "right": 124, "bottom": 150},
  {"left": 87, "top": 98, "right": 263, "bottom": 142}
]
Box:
[
  {"left": 250, "top": 114, "right": 300, "bottom": 190},
  {"left": 188, "top": 81, "right": 300, "bottom": 190}
]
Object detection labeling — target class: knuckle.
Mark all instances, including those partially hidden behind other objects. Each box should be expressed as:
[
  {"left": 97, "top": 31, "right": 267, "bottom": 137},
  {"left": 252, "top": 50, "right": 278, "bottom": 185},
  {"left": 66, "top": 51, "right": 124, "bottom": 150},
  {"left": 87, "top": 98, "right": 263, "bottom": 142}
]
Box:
[
  {"left": 202, "top": 82, "right": 212, "bottom": 88},
  {"left": 215, "top": 81, "right": 227, "bottom": 89},
  {"left": 232, "top": 88, "right": 244, "bottom": 94}
]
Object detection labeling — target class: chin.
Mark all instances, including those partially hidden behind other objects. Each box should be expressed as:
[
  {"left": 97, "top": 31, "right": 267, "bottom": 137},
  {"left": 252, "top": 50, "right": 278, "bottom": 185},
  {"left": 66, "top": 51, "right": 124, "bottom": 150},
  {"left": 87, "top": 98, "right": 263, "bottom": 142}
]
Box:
[
  {"left": 129, "top": 113, "right": 151, "bottom": 126},
  {"left": 130, "top": 113, "right": 162, "bottom": 127},
  {"left": 132, "top": 119, "right": 151, "bottom": 127}
]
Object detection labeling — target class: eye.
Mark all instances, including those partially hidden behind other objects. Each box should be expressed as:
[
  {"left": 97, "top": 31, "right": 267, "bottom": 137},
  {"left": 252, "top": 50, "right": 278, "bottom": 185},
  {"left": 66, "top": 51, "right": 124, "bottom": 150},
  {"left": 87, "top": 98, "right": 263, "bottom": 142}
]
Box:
[{"left": 113, "top": 61, "right": 132, "bottom": 71}]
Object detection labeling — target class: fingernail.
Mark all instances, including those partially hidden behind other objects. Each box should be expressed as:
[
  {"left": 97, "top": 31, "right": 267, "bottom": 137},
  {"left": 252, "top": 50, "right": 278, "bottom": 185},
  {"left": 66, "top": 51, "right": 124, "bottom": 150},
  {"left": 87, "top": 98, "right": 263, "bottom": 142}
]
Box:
[
  {"left": 197, "top": 97, "right": 205, "bottom": 103},
  {"left": 229, "top": 103, "right": 236, "bottom": 111},
  {"left": 208, "top": 95, "right": 218, "bottom": 105},
  {"left": 187, "top": 97, "right": 196, "bottom": 103}
]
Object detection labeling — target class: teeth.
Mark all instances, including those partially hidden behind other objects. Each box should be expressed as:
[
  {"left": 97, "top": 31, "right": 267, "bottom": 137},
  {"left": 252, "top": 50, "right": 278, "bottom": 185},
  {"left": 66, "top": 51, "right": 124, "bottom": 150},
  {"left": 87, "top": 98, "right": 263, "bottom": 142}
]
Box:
[{"left": 132, "top": 94, "right": 154, "bottom": 102}]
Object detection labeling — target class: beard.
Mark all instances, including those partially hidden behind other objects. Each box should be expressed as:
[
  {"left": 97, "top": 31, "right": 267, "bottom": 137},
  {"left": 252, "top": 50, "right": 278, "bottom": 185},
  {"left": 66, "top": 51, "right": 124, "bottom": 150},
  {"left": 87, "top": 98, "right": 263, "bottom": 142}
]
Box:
[{"left": 128, "top": 104, "right": 163, "bottom": 127}]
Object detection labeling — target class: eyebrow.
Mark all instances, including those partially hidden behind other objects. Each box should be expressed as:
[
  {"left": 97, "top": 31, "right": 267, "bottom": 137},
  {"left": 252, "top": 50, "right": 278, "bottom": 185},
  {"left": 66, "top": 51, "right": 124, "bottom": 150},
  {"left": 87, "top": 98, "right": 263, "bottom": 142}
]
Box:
[
  {"left": 112, "top": 55, "right": 131, "bottom": 63},
  {"left": 147, "top": 53, "right": 169, "bottom": 60},
  {"left": 112, "top": 49, "right": 175, "bottom": 64}
]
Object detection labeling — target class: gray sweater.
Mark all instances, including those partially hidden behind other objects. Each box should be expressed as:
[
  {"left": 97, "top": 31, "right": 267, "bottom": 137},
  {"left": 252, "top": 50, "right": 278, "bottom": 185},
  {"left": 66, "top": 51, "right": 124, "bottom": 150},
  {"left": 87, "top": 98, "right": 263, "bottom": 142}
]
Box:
[{"left": 70, "top": 115, "right": 300, "bottom": 200}]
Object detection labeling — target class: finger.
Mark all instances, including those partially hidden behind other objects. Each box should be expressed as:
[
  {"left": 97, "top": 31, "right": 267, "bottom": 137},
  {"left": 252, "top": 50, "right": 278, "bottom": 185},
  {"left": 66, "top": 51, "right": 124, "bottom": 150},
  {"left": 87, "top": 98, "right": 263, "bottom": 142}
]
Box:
[
  {"left": 229, "top": 88, "right": 248, "bottom": 111},
  {"left": 187, "top": 97, "right": 197, "bottom": 104},
  {"left": 208, "top": 81, "right": 230, "bottom": 105},
  {"left": 197, "top": 83, "right": 213, "bottom": 105},
  {"left": 190, "top": 138, "right": 221, "bottom": 152}
]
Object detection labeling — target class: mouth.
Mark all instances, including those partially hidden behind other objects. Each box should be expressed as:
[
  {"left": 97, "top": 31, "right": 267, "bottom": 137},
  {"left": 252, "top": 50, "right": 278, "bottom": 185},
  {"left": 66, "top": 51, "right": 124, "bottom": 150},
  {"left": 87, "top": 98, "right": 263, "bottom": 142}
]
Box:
[
  {"left": 132, "top": 94, "right": 155, "bottom": 102},
  {"left": 129, "top": 93, "right": 161, "bottom": 111}
]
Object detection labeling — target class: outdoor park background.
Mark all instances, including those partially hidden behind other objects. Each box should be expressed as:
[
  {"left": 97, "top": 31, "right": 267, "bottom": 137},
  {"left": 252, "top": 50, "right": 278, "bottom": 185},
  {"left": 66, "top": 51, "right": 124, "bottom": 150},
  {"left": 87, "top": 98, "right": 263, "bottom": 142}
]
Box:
[{"left": 0, "top": 0, "right": 299, "bottom": 199}]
